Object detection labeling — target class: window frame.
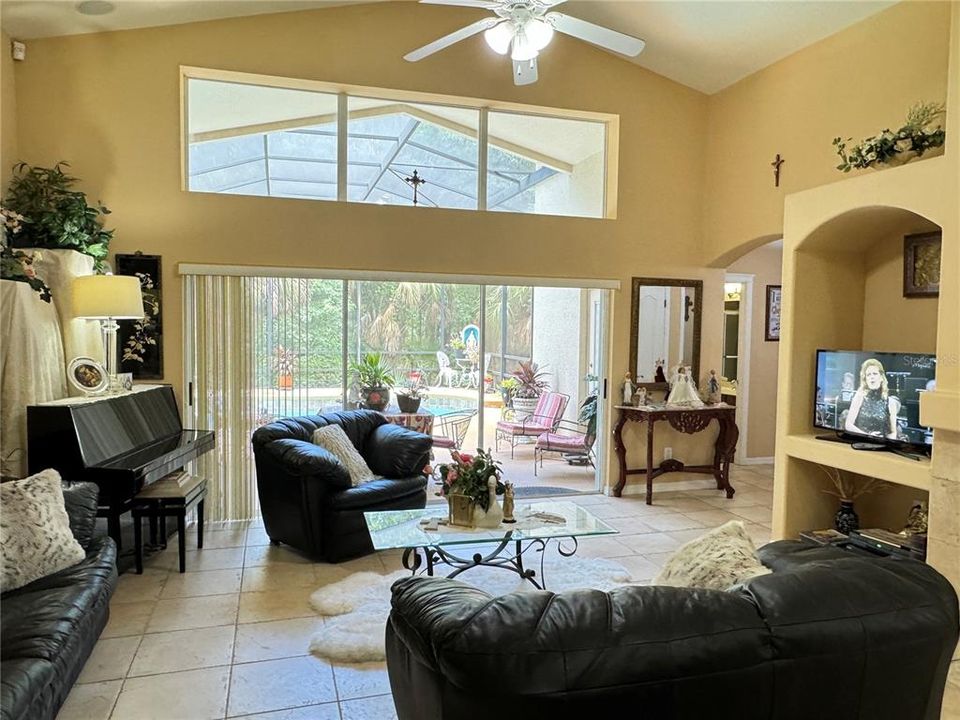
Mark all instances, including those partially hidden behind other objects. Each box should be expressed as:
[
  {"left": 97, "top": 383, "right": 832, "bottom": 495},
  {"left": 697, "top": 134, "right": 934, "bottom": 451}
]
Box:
[{"left": 180, "top": 66, "right": 619, "bottom": 219}]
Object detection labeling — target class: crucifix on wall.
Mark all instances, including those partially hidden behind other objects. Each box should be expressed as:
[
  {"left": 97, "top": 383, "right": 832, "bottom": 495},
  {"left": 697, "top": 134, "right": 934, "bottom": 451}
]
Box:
[
  {"left": 771, "top": 154, "right": 785, "bottom": 187},
  {"left": 403, "top": 169, "right": 427, "bottom": 206}
]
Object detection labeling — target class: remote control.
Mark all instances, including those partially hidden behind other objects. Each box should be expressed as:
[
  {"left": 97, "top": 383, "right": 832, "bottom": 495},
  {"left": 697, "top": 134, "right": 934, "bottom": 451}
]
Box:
[{"left": 851, "top": 442, "right": 887, "bottom": 451}]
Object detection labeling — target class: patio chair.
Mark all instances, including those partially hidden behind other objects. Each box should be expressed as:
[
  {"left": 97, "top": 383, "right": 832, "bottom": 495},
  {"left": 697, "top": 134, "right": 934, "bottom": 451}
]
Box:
[
  {"left": 494, "top": 392, "right": 569, "bottom": 459},
  {"left": 435, "top": 351, "right": 456, "bottom": 387},
  {"left": 432, "top": 409, "right": 477, "bottom": 452},
  {"left": 534, "top": 420, "right": 596, "bottom": 476}
]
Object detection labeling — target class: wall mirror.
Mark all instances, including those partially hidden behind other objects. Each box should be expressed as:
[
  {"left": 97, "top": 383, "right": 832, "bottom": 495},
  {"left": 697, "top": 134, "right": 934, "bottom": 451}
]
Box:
[{"left": 629, "top": 277, "right": 703, "bottom": 388}]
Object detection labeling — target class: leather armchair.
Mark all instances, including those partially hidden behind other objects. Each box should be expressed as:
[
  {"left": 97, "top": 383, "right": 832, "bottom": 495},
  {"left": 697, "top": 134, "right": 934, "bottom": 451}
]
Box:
[
  {"left": 252, "top": 410, "right": 432, "bottom": 562},
  {"left": 386, "top": 541, "right": 959, "bottom": 720},
  {"left": 1, "top": 482, "right": 118, "bottom": 720}
]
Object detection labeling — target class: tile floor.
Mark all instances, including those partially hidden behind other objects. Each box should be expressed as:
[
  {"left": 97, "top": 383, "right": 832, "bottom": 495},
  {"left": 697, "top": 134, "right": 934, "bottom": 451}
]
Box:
[{"left": 56, "top": 464, "right": 960, "bottom": 720}]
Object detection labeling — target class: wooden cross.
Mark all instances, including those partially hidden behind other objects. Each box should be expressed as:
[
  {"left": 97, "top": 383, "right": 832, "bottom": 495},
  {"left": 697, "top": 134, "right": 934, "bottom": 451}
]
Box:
[
  {"left": 771, "top": 154, "right": 785, "bottom": 187},
  {"left": 403, "top": 169, "right": 427, "bottom": 206}
]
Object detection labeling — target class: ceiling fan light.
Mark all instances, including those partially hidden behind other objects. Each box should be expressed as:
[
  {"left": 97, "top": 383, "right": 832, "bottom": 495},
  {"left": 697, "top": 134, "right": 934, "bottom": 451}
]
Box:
[
  {"left": 510, "top": 30, "right": 539, "bottom": 62},
  {"left": 524, "top": 18, "right": 554, "bottom": 51},
  {"left": 484, "top": 21, "right": 514, "bottom": 55}
]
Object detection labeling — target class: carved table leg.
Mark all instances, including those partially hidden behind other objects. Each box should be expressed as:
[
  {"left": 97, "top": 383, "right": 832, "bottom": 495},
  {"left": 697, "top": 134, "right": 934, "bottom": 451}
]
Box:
[
  {"left": 613, "top": 412, "right": 629, "bottom": 497},
  {"left": 646, "top": 419, "right": 655, "bottom": 505},
  {"left": 718, "top": 415, "right": 739, "bottom": 498}
]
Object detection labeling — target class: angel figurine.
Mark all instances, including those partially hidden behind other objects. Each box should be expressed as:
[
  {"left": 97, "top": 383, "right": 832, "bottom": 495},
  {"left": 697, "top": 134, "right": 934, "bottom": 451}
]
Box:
[
  {"left": 666, "top": 364, "right": 704, "bottom": 407},
  {"left": 705, "top": 369, "right": 722, "bottom": 404},
  {"left": 622, "top": 373, "right": 635, "bottom": 405}
]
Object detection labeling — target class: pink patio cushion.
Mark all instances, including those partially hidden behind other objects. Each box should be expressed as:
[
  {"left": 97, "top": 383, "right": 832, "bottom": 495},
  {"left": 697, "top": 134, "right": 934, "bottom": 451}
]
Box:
[
  {"left": 432, "top": 436, "right": 457, "bottom": 449},
  {"left": 496, "top": 420, "right": 552, "bottom": 436},
  {"left": 536, "top": 432, "right": 589, "bottom": 452}
]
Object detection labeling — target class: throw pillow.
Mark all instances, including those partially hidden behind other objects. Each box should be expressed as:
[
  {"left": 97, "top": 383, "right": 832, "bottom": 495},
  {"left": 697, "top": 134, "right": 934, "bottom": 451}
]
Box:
[
  {"left": 312, "top": 424, "right": 378, "bottom": 486},
  {"left": 1, "top": 469, "right": 86, "bottom": 593},
  {"left": 654, "top": 520, "right": 770, "bottom": 590}
]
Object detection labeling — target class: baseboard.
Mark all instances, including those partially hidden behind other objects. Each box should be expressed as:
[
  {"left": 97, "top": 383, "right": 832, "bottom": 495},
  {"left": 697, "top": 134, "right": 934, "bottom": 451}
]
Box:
[{"left": 738, "top": 456, "right": 774, "bottom": 466}]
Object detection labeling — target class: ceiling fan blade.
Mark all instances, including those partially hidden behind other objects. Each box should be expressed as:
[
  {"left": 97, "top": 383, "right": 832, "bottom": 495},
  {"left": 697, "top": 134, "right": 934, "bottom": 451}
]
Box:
[
  {"left": 404, "top": 17, "right": 500, "bottom": 62},
  {"left": 419, "top": 0, "right": 503, "bottom": 8},
  {"left": 513, "top": 57, "right": 538, "bottom": 86},
  {"left": 547, "top": 13, "right": 645, "bottom": 57}
]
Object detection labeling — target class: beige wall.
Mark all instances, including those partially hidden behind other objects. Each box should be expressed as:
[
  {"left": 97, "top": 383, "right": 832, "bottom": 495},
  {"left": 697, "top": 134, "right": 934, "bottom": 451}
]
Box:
[
  {"left": 704, "top": 1, "right": 952, "bottom": 267},
  {"left": 1, "top": 30, "right": 18, "bottom": 192},
  {"left": 727, "top": 241, "right": 782, "bottom": 459}
]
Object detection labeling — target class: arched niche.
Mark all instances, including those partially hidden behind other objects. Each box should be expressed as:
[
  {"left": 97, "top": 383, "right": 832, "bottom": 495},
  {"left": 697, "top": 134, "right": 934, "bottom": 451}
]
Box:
[{"left": 711, "top": 233, "right": 783, "bottom": 269}]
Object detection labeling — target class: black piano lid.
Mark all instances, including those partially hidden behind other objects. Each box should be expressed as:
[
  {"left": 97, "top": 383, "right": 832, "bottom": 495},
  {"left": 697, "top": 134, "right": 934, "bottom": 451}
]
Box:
[{"left": 92, "top": 429, "right": 214, "bottom": 471}]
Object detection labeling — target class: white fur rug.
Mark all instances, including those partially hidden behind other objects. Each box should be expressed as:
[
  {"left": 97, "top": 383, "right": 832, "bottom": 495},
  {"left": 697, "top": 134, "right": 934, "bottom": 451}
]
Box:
[{"left": 308, "top": 556, "right": 633, "bottom": 663}]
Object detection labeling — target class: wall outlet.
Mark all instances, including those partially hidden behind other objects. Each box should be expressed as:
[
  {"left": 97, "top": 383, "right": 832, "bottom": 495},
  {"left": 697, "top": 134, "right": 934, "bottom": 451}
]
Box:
[{"left": 664, "top": 447, "right": 673, "bottom": 461}]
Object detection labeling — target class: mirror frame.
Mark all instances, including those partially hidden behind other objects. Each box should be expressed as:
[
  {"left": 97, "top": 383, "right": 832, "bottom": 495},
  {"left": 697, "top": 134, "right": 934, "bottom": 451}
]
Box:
[{"left": 629, "top": 277, "right": 703, "bottom": 390}]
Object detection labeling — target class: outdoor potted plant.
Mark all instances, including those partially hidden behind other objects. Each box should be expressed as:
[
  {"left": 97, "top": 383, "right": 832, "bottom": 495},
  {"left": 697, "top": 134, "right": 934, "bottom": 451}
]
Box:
[
  {"left": 273, "top": 345, "right": 297, "bottom": 390},
  {"left": 350, "top": 352, "right": 395, "bottom": 411},
  {"left": 436, "top": 449, "right": 505, "bottom": 528},
  {"left": 498, "top": 377, "right": 519, "bottom": 408},
  {"left": 396, "top": 372, "right": 427, "bottom": 413},
  {"left": 510, "top": 360, "right": 549, "bottom": 416}
]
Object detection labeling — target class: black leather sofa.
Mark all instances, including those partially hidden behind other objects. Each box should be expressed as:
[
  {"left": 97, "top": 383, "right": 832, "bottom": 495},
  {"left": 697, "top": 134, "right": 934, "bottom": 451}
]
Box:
[
  {"left": 1, "top": 482, "right": 118, "bottom": 720},
  {"left": 252, "top": 410, "right": 432, "bottom": 562},
  {"left": 386, "top": 541, "right": 959, "bottom": 720}
]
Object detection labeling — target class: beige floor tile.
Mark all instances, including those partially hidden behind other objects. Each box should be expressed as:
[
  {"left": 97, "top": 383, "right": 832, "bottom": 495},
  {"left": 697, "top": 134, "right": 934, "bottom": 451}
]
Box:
[
  {"left": 640, "top": 551, "right": 676, "bottom": 570},
  {"left": 57, "top": 679, "right": 121, "bottom": 720},
  {"left": 699, "top": 491, "right": 771, "bottom": 509},
  {"left": 579, "top": 502, "right": 642, "bottom": 520},
  {"left": 182, "top": 527, "right": 249, "bottom": 550},
  {"left": 111, "top": 666, "right": 229, "bottom": 720},
  {"left": 111, "top": 569, "right": 168, "bottom": 604},
  {"left": 680, "top": 509, "right": 745, "bottom": 528},
  {"left": 576, "top": 536, "right": 635, "bottom": 559},
  {"left": 729, "top": 505, "right": 775, "bottom": 524},
  {"left": 204, "top": 519, "right": 255, "bottom": 531},
  {"left": 642, "top": 513, "right": 706, "bottom": 533},
  {"left": 616, "top": 554, "right": 661, "bottom": 581},
  {"left": 157, "top": 547, "right": 246, "bottom": 573},
  {"left": 230, "top": 704, "right": 340, "bottom": 720},
  {"left": 666, "top": 528, "right": 711, "bottom": 544},
  {"left": 744, "top": 523, "right": 773, "bottom": 546},
  {"left": 159, "top": 568, "right": 243, "bottom": 598},
  {"left": 656, "top": 496, "right": 724, "bottom": 513},
  {"left": 227, "top": 656, "right": 337, "bottom": 717},
  {"left": 604, "top": 516, "right": 657, "bottom": 534},
  {"left": 101, "top": 600, "right": 155, "bottom": 639},
  {"left": 242, "top": 564, "right": 321, "bottom": 593},
  {"left": 233, "top": 617, "right": 325, "bottom": 664},
  {"left": 339, "top": 693, "right": 398, "bottom": 720},
  {"left": 243, "top": 544, "right": 313, "bottom": 567},
  {"left": 76, "top": 636, "right": 140, "bottom": 683},
  {"left": 128, "top": 625, "right": 235, "bottom": 677},
  {"left": 333, "top": 662, "right": 392, "bottom": 700},
  {"left": 239, "top": 588, "right": 318, "bottom": 624},
  {"left": 147, "top": 593, "right": 240, "bottom": 633},
  {"left": 246, "top": 527, "right": 273, "bottom": 546},
  {"left": 617, "top": 532, "right": 683, "bottom": 555}
]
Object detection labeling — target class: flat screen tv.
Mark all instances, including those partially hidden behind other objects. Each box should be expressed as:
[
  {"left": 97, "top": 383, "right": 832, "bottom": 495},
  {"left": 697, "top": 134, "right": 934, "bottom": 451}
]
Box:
[{"left": 814, "top": 349, "right": 936, "bottom": 449}]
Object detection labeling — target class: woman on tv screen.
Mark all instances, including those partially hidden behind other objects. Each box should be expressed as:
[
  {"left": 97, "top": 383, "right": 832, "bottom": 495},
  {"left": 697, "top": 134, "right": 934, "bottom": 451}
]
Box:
[{"left": 844, "top": 358, "right": 899, "bottom": 439}]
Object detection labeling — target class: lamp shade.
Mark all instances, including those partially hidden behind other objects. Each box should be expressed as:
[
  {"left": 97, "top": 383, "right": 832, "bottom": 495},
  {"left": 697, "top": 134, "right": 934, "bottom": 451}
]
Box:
[{"left": 73, "top": 275, "right": 144, "bottom": 319}]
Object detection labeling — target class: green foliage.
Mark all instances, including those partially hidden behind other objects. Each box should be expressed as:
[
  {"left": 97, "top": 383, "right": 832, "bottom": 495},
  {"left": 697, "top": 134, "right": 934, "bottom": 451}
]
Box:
[
  {"left": 511, "top": 360, "right": 550, "bottom": 399},
  {"left": 3, "top": 163, "right": 114, "bottom": 271},
  {"left": 833, "top": 101, "right": 946, "bottom": 173},
  {"left": 350, "top": 352, "right": 395, "bottom": 389},
  {"left": 437, "top": 449, "right": 504, "bottom": 511},
  {"left": 0, "top": 246, "right": 52, "bottom": 302},
  {"left": 578, "top": 393, "right": 598, "bottom": 438}
]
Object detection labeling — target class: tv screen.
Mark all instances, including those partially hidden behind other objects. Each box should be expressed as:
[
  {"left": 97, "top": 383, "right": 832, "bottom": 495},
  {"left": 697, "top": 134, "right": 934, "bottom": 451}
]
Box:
[{"left": 814, "top": 349, "right": 936, "bottom": 446}]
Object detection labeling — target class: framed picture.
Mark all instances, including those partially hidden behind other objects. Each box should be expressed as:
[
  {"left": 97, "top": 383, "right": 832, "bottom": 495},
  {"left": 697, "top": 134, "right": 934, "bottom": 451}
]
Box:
[
  {"left": 903, "top": 231, "right": 941, "bottom": 298},
  {"left": 765, "top": 285, "right": 782, "bottom": 342},
  {"left": 115, "top": 253, "right": 163, "bottom": 379},
  {"left": 67, "top": 357, "right": 108, "bottom": 395}
]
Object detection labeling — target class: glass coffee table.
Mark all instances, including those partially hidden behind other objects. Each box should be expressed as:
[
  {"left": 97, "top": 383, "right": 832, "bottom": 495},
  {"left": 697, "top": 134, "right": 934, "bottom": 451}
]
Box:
[{"left": 364, "top": 500, "right": 617, "bottom": 589}]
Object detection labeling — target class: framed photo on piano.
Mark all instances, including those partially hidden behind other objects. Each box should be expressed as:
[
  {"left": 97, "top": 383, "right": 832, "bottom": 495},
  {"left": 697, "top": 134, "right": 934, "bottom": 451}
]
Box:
[{"left": 116, "top": 253, "right": 163, "bottom": 379}]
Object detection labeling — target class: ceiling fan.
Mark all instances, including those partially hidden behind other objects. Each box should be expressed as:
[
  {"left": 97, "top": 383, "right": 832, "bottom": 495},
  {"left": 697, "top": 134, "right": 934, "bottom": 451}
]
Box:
[{"left": 404, "top": 0, "right": 646, "bottom": 86}]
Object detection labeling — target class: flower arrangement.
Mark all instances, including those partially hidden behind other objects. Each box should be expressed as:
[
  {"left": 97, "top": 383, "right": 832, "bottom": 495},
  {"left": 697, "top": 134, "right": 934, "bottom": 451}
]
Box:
[
  {"left": 1, "top": 208, "right": 52, "bottom": 302},
  {"left": 437, "top": 449, "right": 505, "bottom": 511},
  {"left": 397, "top": 371, "right": 427, "bottom": 400},
  {"left": 510, "top": 360, "right": 550, "bottom": 399},
  {"left": 121, "top": 272, "right": 157, "bottom": 364},
  {"left": 819, "top": 465, "right": 885, "bottom": 502},
  {"left": 833, "top": 101, "right": 946, "bottom": 172}
]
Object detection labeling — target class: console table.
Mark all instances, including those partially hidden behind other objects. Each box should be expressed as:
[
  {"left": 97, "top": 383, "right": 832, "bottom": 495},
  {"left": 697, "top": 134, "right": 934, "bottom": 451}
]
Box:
[{"left": 613, "top": 404, "right": 739, "bottom": 503}]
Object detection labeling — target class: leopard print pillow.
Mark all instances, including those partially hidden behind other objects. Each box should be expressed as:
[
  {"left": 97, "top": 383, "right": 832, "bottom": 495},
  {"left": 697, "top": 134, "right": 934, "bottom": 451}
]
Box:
[{"left": 1, "top": 469, "right": 86, "bottom": 593}]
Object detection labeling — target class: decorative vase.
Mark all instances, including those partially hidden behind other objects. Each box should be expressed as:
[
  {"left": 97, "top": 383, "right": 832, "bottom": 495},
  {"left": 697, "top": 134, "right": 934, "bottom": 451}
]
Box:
[
  {"left": 447, "top": 493, "right": 476, "bottom": 528},
  {"left": 834, "top": 500, "right": 859, "bottom": 534},
  {"left": 361, "top": 386, "right": 390, "bottom": 411},
  {"left": 396, "top": 394, "right": 421, "bottom": 413},
  {"left": 277, "top": 374, "right": 293, "bottom": 390},
  {"left": 512, "top": 396, "right": 539, "bottom": 419},
  {"left": 474, "top": 478, "right": 503, "bottom": 528}
]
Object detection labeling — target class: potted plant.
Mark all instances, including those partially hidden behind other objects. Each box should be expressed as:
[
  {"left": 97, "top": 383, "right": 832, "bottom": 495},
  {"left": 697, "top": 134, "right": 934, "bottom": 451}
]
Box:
[
  {"left": 273, "top": 345, "right": 297, "bottom": 390},
  {"left": 350, "top": 352, "right": 395, "bottom": 411},
  {"left": 832, "top": 101, "right": 946, "bottom": 173},
  {"left": 436, "top": 449, "right": 504, "bottom": 527},
  {"left": 510, "top": 360, "right": 549, "bottom": 416},
  {"left": 396, "top": 372, "right": 427, "bottom": 413},
  {"left": 498, "top": 377, "right": 519, "bottom": 408},
  {"left": 2, "top": 162, "right": 114, "bottom": 272}
]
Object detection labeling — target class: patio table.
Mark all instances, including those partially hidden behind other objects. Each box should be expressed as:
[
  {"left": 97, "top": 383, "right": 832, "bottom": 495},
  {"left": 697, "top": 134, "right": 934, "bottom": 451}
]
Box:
[{"left": 382, "top": 407, "right": 435, "bottom": 435}]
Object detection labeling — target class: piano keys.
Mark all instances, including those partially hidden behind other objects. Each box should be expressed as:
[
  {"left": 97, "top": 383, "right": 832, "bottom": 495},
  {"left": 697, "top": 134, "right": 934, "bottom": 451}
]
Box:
[{"left": 27, "top": 384, "right": 215, "bottom": 550}]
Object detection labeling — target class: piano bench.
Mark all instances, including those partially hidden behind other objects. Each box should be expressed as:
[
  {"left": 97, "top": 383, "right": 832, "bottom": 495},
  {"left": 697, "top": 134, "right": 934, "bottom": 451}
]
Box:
[{"left": 132, "top": 476, "right": 207, "bottom": 574}]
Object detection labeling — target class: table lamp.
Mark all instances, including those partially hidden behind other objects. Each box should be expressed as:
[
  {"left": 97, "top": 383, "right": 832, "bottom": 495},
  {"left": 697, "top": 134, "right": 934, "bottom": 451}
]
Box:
[{"left": 73, "top": 274, "right": 144, "bottom": 390}]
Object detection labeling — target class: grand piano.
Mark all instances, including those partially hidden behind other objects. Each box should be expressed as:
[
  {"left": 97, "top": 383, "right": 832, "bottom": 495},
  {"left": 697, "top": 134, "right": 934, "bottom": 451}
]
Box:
[{"left": 27, "top": 384, "right": 215, "bottom": 549}]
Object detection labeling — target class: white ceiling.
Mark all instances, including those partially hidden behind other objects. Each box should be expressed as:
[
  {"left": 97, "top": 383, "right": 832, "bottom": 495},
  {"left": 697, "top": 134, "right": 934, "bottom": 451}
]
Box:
[{"left": 1, "top": 0, "right": 896, "bottom": 94}]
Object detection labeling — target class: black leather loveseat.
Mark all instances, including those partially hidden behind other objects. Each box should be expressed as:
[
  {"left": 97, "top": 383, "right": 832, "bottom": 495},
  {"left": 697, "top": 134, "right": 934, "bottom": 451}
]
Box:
[
  {"left": 252, "top": 410, "right": 432, "bottom": 562},
  {"left": 1, "top": 482, "right": 118, "bottom": 720},
  {"left": 386, "top": 541, "right": 959, "bottom": 720}
]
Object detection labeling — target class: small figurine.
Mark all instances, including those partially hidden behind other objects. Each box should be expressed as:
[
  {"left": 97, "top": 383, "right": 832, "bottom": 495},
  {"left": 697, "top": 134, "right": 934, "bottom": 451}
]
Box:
[
  {"left": 622, "top": 373, "right": 634, "bottom": 405},
  {"left": 502, "top": 482, "right": 516, "bottom": 523},
  {"left": 900, "top": 500, "right": 928, "bottom": 537},
  {"left": 705, "top": 369, "right": 722, "bottom": 404},
  {"left": 654, "top": 359, "right": 667, "bottom": 384},
  {"left": 633, "top": 387, "right": 647, "bottom": 407},
  {"left": 666, "top": 364, "right": 704, "bottom": 407},
  {"left": 474, "top": 476, "right": 503, "bottom": 528}
]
